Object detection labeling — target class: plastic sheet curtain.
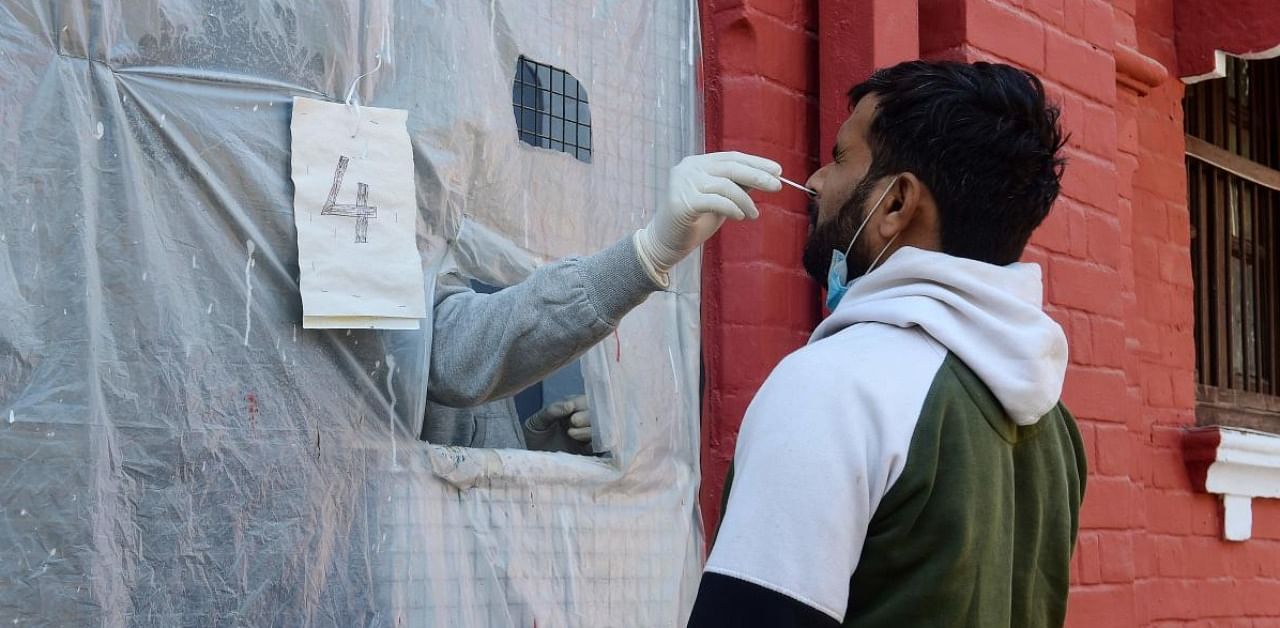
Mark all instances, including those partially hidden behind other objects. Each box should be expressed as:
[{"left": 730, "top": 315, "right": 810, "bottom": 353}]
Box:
[{"left": 0, "top": 1, "right": 704, "bottom": 625}]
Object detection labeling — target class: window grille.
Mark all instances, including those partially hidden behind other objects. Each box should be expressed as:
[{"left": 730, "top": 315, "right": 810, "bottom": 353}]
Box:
[
  {"left": 1184, "top": 56, "right": 1280, "bottom": 427},
  {"left": 512, "top": 56, "right": 592, "bottom": 163}
]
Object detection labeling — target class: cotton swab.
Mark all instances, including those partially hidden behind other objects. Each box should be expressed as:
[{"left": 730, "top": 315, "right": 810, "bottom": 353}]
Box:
[{"left": 778, "top": 175, "right": 816, "bottom": 195}]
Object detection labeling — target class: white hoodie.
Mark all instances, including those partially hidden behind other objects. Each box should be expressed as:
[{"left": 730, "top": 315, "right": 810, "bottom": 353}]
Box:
[
  {"left": 705, "top": 246, "right": 1070, "bottom": 621},
  {"left": 813, "top": 246, "right": 1068, "bottom": 425}
]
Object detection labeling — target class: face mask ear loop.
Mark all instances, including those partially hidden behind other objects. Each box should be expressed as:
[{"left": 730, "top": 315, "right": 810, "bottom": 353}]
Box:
[
  {"left": 839, "top": 175, "right": 901, "bottom": 258},
  {"left": 867, "top": 233, "right": 900, "bottom": 275}
]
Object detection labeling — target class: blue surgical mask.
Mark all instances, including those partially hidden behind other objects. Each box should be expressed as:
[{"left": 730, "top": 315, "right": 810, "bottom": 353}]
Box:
[{"left": 825, "top": 176, "right": 901, "bottom": 311}]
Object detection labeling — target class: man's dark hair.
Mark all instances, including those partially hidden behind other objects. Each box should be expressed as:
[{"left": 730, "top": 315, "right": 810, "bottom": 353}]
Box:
[{"left": 849, "top": 61, "right": 1067, "bottom": 266}]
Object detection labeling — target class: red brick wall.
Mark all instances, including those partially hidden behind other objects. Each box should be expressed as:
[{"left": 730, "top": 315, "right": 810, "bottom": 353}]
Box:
[
  {"left": 698, "top": 0, "right": 821, "bottom": 531},
  {"left": 698, "top": 0, "right": 1280, "bottom": 624}
]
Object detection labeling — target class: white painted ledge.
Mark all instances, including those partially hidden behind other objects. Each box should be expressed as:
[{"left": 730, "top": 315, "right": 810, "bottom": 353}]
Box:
[{"left": 1184, "top": 426, "right": 1280, "bottom": 541}]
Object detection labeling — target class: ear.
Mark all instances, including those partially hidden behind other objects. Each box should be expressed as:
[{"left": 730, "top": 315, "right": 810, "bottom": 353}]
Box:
[{"left": 877, "top": 173, "right": 924, "bottom": 239}]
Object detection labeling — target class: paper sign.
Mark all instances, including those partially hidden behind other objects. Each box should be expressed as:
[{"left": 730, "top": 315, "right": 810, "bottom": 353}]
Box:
[{"left": 291, "top": 97, "right": 426, "bottom": 329}]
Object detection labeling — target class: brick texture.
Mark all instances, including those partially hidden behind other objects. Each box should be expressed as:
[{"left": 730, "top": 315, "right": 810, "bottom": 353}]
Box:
[
  {"left": 698, "top": 0, "right": 820, "bottom": 533},
  {"left": 698, "top": 0, "right": 1280, "bottom": 624}
]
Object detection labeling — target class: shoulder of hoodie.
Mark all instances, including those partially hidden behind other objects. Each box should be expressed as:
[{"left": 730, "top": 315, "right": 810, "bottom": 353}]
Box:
[
  {"left": 769, "top": 321, "right": 948, "bottom": 395},
  {"left": 746, "top": 321, "right": 949, "bottom": 444}
]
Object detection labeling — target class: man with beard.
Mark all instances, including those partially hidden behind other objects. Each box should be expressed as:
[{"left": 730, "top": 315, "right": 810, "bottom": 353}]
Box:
[{"left": 687, "top": 61, "right": 1087, "bottom": 628}]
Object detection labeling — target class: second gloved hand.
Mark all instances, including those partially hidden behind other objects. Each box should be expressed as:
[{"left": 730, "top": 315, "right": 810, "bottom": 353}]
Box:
[
  {"left": 635, "top": 152, "right": 782, "bottom": 285},
  {"left": 524, "top": 394, "right": 592, "bottom": 453}
]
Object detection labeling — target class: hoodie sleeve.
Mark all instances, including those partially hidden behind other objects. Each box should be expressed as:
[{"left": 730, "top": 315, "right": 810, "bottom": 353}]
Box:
[{"left": 703, "top": 324, "right": 945, "bottom": 623}]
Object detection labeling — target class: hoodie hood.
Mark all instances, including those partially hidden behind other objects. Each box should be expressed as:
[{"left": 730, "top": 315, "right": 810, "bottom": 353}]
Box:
[{"left": 811, "top": 246, "right": 1068, "bottom": 426}]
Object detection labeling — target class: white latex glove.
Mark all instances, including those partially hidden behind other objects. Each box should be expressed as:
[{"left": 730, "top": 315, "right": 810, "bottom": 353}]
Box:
[
  {"left": 525, "top": 394, "right": 592, "bottom": 451},
  {"left": 635, "top": 152, "right": 783, "bottom": 285}
]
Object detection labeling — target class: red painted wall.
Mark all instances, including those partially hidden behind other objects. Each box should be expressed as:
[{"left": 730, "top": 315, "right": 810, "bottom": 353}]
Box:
[
  {"left": 1175, "top": 0, "right": 1280, "bottom": 80},
  {"left": 698, "top": 0, "right": 1280, "bottom": 625},
  {"left": 698, "top": 0, "right": 821, "bottom": 531}
]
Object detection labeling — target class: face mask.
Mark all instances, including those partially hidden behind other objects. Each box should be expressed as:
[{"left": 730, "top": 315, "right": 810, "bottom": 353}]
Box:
[{"left": 825, "top": 176, "right": 901, "bottom": 311}]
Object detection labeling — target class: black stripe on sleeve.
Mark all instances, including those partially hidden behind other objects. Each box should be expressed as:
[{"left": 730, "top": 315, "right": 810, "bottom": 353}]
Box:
[{"left": 687, "top": 572, "right": 841, "bottom": 628}]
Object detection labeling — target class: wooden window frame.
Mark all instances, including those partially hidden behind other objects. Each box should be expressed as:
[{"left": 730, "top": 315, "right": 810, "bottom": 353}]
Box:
[{"left": 1184, "top": 56, "right": 1280, "bottom": 432}]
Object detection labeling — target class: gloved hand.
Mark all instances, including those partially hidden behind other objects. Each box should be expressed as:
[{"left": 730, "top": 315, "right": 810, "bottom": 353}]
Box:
[
  {"left": 524, "top": 394, "right": 592, "bottom": 453},
  {"left": 634, "top": 152, "right": 783, "bottom": 285}
]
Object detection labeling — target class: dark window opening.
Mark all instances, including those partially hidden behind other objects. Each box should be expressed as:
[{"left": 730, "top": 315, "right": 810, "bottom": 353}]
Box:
[
  {"left": 1184, "top": 56, "right": 1280, "bottom": 431},
  {"left": 512, "top": 56, "right": 592, "bottom": 163}
]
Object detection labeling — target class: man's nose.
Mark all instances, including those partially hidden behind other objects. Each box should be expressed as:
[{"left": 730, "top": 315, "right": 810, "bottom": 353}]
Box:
[{"left": 804, "top": 169, "right": 823, "bottom": 196}]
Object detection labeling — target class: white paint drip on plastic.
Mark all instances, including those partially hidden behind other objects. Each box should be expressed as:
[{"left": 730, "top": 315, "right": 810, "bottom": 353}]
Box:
[
  {"left": 667, "top": 347, "right": 681, "bottom": 395},
  {"left": 141, "top": 271, "right": 147, "bottom": 282},
  {"left": 207, "top": 303, "right": 213, "bottom": 315},
  {"left": 7, "top": 410, "right": 14, "bottom": 424},
  {"left": 292, "top": 325, "right": 297, "bottom": 343},
  {"left": 521, "top": 194, "right": 530, "bottom": 249},
  {"left": 384, "top": 355, "right": 398, "bottom": 468},
  {"left": 243, "top": 240, "right": 256, "bottom": 346},
  {"left": 192, "top": 255, "right": 198, "bottom": 269},
  {"left": 160, "top": 113, "right": 166, "bottom": 126},
  {"left": 94, "top": 122, "right": 104, "bottom": 140},
  {"left": 253, "top": 104, "right": 259, "bottom": 112}
]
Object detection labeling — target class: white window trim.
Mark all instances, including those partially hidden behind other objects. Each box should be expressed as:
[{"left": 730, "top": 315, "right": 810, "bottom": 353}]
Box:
[
  {"left": 1185, "top": 426, "right": 1280, "bottom": 541},
  {"left": 1181, "top": 44, "right": 1280, "bottom": 84}
]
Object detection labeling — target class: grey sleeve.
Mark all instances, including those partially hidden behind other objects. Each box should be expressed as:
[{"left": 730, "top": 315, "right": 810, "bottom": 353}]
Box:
[{"left": 428, "top": 235, "right": 662, "bottom": 408}]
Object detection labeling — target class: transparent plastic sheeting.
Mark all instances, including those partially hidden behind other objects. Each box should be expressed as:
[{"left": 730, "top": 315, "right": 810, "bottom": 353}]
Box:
[{"left": 0, "top": 2, "right": 704, "bottom": 626}]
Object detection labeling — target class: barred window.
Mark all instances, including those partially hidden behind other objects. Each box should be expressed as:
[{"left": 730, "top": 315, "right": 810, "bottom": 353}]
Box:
[
  {"left": 512, "top": 56, "right": 592, "bottom": 163},
  {"left": 1184, "top": 56, "right": 1280, "bottom": 429}
]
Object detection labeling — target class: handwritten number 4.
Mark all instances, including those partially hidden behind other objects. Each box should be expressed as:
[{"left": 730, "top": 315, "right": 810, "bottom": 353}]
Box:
[{"left": 321, "top": 155, "right": 378, "bottom": 243}]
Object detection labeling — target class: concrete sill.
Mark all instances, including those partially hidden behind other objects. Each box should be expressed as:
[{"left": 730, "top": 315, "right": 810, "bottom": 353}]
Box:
[{"left": 1184, "top": 426, "right": 1280, "bottom": 541}]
